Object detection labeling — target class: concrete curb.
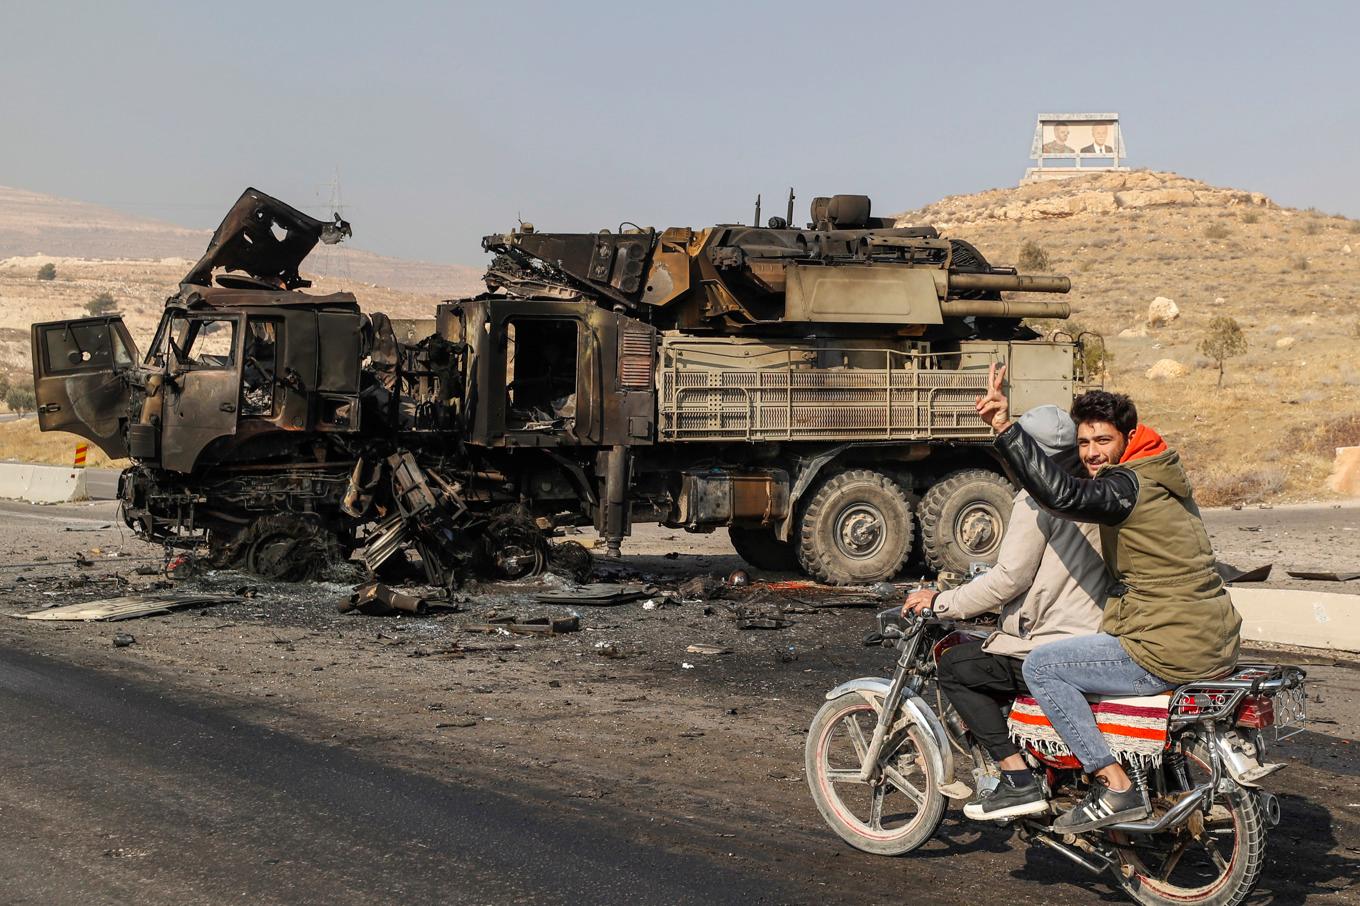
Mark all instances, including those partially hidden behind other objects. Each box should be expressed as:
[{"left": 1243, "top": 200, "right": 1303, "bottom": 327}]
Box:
[
  {"left": 1232, "top": 587, "right": 1360, "bottom": 652},
  {"left": 0, "top": 462, "right": 89, "bottom": 504}
]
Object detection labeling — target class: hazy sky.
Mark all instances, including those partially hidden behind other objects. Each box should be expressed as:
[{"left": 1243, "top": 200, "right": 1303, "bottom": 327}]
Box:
[{"left": 2, "top": 1, "right": 1356, "bottom": 264}]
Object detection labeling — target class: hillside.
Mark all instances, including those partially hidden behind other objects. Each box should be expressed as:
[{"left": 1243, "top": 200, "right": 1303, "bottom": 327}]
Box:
[{"left": 897, "top": 170, "right": 1360, "bottom": 504}]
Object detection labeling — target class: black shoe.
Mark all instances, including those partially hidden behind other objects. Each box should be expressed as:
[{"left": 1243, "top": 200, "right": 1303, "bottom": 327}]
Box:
[
  {"left": 1052, "top": 779, "right": 1150, "bottom": 833},
  {"left": 963, "top": 774, "right": 1048, "bottom": 821}
]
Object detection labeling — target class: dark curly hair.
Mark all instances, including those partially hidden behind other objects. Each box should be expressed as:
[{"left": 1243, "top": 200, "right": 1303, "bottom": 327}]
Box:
[{"left": 1070, "top": 390, "right": 1137, "bottom": 436}]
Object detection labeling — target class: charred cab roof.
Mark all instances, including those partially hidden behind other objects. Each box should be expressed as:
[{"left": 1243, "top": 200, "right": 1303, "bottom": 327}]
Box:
[{"left": 182, "top": 188, "right": 351, "bottom": 291}]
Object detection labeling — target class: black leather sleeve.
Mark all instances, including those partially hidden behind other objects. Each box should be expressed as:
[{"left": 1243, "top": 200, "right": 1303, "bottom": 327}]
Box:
[{"left": 994, "top": 423, "right": 1137, "bottom": 526}]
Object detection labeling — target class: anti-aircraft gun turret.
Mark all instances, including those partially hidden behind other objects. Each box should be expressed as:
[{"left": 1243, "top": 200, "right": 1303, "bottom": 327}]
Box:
[
  {"left": 480, "top": 193, "right": 1072, "bottom": 337},
  {"left": 445, "top": 193, "right": 1096, "bottom": 581}
]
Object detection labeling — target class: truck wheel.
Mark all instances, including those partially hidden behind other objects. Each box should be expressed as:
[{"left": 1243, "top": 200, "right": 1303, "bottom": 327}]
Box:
[
  {"left": 918, "top": 469, "right": 1015, "bottom": 574},
  {"left": 729, "top": 525, "right": 799, "bottom": 572},
  {"left": 797, "top": 470, "right": 913, "bottom": 586},
  {"left": 237, "top": 514, "right": 341, "bottom": 582}
]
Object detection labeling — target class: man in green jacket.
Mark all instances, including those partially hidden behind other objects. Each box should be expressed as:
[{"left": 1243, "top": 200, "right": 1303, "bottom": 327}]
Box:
[{"left": 976, "top": 367, "right": 1242, "bottom": 832}]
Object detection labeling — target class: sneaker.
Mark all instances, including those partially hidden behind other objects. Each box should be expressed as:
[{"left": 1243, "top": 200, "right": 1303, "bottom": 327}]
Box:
[
  {"left": 963, "top": 774, "right": 1049, "bottom": 821},
  {"left": 1052, "top": 778, "right": 1150, "bottom": 833}
]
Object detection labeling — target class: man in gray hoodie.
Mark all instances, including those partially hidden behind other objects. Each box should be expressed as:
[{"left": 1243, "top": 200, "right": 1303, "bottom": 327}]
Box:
[{"left": 903, "top": 406, "right": 1110, "bottom": 820}]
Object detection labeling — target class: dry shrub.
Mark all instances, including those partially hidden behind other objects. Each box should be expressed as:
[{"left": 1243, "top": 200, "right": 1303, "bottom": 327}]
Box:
[
  {"left": 1349, "top": 220, "right": 1360, "bottom": 234},
  {"left": 1297, "top": 413, "right": 1360, "bottom": 457},
  {"left": 1240, "top": 211, "right": 1260, "bottom": 225},
  {"left": 1290, "top": 255, "right": 1309, "bottom": 271},
  {"left": 1303, "top": 220, "right": 1322, "bottom": 236},
  {"left": 1203, "top": 223, "right": 1231, "bottom": 240},
  {"left": 1018, "top": 240, "right": 1051, "bottom": 272},
  {"left": 1193, "top": 467, "right": 1286, "bottom": 507}
]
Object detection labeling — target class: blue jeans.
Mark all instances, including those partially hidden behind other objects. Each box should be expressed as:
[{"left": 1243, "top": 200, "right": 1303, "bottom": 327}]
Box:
[{"left": 1021, "top": 633, "right": 1175, "bottom": 773}]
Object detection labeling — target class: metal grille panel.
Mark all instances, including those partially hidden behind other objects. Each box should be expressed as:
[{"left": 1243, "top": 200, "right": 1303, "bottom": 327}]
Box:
[
  {"left": 618, "top": 329, "right": 654, "bottom": 389},
  {"left": 659, "top": 341, "right": 992, "bottom": 441}
]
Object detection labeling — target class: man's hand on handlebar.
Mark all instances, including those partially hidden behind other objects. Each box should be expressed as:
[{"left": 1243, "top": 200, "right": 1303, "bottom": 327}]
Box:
[{"left": 901, "top": 588, "right": 939, "bottom": 617}]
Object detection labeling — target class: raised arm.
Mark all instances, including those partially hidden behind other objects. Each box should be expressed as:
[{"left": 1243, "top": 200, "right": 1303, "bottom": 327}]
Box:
[
  {"left": 976, "top": 363, "right": 1136, "bottom": 527},
  {"left": 994, "top": 424, "right": 1136, "bottom": 526}
]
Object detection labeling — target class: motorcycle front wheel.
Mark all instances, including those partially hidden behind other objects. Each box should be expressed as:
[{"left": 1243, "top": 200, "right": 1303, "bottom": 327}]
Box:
[
  {"left": 1109, "top": 738, "right": 1266, "bottom": 906},
  {"left": 805, "top": 691, "right": 947, "bottom": 855}
]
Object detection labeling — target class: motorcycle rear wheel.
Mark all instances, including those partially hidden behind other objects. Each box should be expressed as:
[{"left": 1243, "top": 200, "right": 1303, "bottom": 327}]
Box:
[
  {"left": 805, "top": 692, "right": 947, "bottom": 855},
  {"left": 1110, "top": 739, "right": 1266, "bottom": 906}
]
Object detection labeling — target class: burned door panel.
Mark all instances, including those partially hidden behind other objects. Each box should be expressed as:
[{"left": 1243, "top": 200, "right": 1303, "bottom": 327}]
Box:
[
  {"left": 31, "top": 316, "right": 139, "bottom": 459},
  {"left": 160, "top": 313, "right": 245, "bottom": 473},
  {"left": 314, "top": 310, "right": 364, "bottom": 431}
]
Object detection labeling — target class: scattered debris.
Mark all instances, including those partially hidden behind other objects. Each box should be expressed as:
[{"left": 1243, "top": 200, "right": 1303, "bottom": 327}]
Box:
[
  {"left": 547, "top": 541, "right": 593, "bottom": 583},
  {"left": 677, "top": 575, "right": 727, "bottom": 601},
  {"left": 465, "top": 615, "right": 580, "bottom": 636},
  {"left": 340, "top": 582, "right": 433, "bottom": 616},
  {"left": 1219, "top": 563, "right": 1273, "bottom": 583},
  {"left": 1286, "top": 569, "right": 1360, "bottom": 582},
  {"left": 112, "top": 633, "right": 136, "bottom": 648},
  {"left": 63, "top": 524, "right": 113, "bottom": 532},
  {"left": 594, "top": 641, "right": 624, "bottom": 658},
  {"left": 685, "top": 644, "right": 729, "bottom": 655},
  {"left": 727, "top": 569, "right": 750, "bottom": 588},
  {"left": 534, "top": 584, "right": 651, "bottom": 606},
  {"left": 12, "top": 594, "right": 233, "bottom": 622}
]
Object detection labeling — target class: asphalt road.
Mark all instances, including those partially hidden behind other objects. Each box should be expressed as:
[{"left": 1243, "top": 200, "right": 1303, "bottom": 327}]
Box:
[{"left": 0, "top": 643, "right": 796, "bottom": 906}]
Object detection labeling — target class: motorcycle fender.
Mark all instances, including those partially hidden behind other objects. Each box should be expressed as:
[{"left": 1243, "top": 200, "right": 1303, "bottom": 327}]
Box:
[
  {"left": 825, "top": 678, "right": 957, "bottom": 796},
  {"left": 1213, "top": 733, "right": 1285, "bottom": 789}
]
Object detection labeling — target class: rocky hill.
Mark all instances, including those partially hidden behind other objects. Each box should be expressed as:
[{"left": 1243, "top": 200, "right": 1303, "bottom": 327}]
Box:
[{"left": 897, "top": 170, "right": 1360, "bottom": 504}]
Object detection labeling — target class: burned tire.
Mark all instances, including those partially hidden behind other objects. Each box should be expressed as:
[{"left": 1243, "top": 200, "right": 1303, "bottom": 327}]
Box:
[
  {"left": 235, "top": 514, "right": 341, "bottom": 582},
  {"left": 796, "top": 470, "right": 913, "bottom": 586},
  {"left": 918, "top": 469, "right": 1014, "bottom": 574},
  {"left": 729, "top": 525, "right": 800, "bottom": 573}
]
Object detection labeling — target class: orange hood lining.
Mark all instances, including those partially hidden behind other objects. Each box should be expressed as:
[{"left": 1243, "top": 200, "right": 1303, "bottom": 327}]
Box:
[{"left": 1120, "top": 424, "right": 1169, "bottom": 464}]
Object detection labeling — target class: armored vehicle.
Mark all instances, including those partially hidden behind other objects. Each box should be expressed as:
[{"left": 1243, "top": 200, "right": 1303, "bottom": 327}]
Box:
[{"left": 33, "top": 189, "right": 1096, "bottom": 585}]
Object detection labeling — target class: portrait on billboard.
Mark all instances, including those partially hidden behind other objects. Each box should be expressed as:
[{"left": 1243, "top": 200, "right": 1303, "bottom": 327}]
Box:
[{"left": 1031, "top": 115, "right": 1124, "bottom": 161}]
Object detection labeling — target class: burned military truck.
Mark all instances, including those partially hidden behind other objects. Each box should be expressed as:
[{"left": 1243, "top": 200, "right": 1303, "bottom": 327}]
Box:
[{"left": 32, "top": 188, "right": 1094, "bottom": 585}]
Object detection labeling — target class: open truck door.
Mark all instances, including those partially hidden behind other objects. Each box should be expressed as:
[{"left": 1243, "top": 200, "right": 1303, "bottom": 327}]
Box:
[
  {"left": 159, "top": 311, "right": 246, "bottom": 473},
  {"left": 31, "top": 316, "right": 140, "bottom": 459}
]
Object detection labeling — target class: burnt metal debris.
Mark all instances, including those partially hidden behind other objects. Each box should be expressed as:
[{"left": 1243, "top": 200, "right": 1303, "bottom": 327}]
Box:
[{"left": 32, "top": 188, "right": 1099, "bottom": 588}]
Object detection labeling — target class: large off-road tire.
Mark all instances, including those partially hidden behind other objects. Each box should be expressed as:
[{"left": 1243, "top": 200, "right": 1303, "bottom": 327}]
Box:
[
  {"left": 233, "top": 514, "right": 341, "bottom": 582},
  {"left": 796, "top": 469, "right": 913, "bottom": 585},
  {"left": 805, "top": 692, "right": 947, "bottom": 855},
  {"left": 918, "top": 469, "right": 1015, "bottom": 574},
  {"left": 1112, "top": 739, "right": 1267, "bottom": 906},
  {"left": 728, "top": 525, "right": 800, "bottom": 572}
]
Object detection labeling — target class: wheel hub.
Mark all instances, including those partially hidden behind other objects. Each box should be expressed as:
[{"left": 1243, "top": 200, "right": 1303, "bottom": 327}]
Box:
[
  {"left": 955, "top": 503, "right": 1002, "bottom": 558},
  {"left": 835, "top": 504, "right": 885, "bottom": 560}
]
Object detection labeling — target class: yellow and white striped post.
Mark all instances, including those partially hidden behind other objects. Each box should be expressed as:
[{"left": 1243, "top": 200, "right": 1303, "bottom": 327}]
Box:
[{"left": 73, "top": 442, "right": 88, "bottom": 468}]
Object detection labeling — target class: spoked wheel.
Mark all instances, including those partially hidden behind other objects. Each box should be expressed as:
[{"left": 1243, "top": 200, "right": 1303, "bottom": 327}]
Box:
[
  {"left": 805, "top": 692, "right": 946, "bottom": 855},
  {"left": 1109, "top": 739, "right": 1266, "bottom": 906}
]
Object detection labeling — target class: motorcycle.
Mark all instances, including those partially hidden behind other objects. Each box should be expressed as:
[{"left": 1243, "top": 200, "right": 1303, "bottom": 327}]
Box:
[{"left": 805, "top": 606, "right": 1308, "bottom": 906}]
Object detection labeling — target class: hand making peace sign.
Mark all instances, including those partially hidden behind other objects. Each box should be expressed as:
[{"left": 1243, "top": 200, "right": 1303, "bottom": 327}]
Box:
[{"left": 976, "top": 362, "right": 1013, "bottom": 433}]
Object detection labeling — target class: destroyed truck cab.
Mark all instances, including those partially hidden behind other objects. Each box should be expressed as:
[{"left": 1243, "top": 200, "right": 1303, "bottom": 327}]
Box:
[{"left": 32, "top": 190, "right": 377, "bottom": 566}]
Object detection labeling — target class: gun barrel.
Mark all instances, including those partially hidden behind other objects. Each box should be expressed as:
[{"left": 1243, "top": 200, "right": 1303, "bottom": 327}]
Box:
[
  {"left": 939, "top": 299, "right": 1071, "bottom": 319},
  {"left": 949, "top": 273, "right": 1071, "bottom": 294}
]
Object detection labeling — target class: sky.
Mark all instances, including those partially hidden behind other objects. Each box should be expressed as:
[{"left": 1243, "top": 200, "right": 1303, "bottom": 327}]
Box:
[{"left": 2, "top": 1, "right": 1357, "bottom": 265}]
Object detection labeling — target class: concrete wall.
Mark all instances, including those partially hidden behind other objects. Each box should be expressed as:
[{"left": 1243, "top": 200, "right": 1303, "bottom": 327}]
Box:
[
  {"left": 1232, "top": 587, "right": 1360, "bottom": 652},
  {"left": 0, "top": 462, "right": 89, "bottom": 504}
]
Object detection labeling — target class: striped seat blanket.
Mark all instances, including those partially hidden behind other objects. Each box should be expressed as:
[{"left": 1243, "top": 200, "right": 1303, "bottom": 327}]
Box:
[{"left": 1007, "top": 693, "right": 1173, "bottom": 767}]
